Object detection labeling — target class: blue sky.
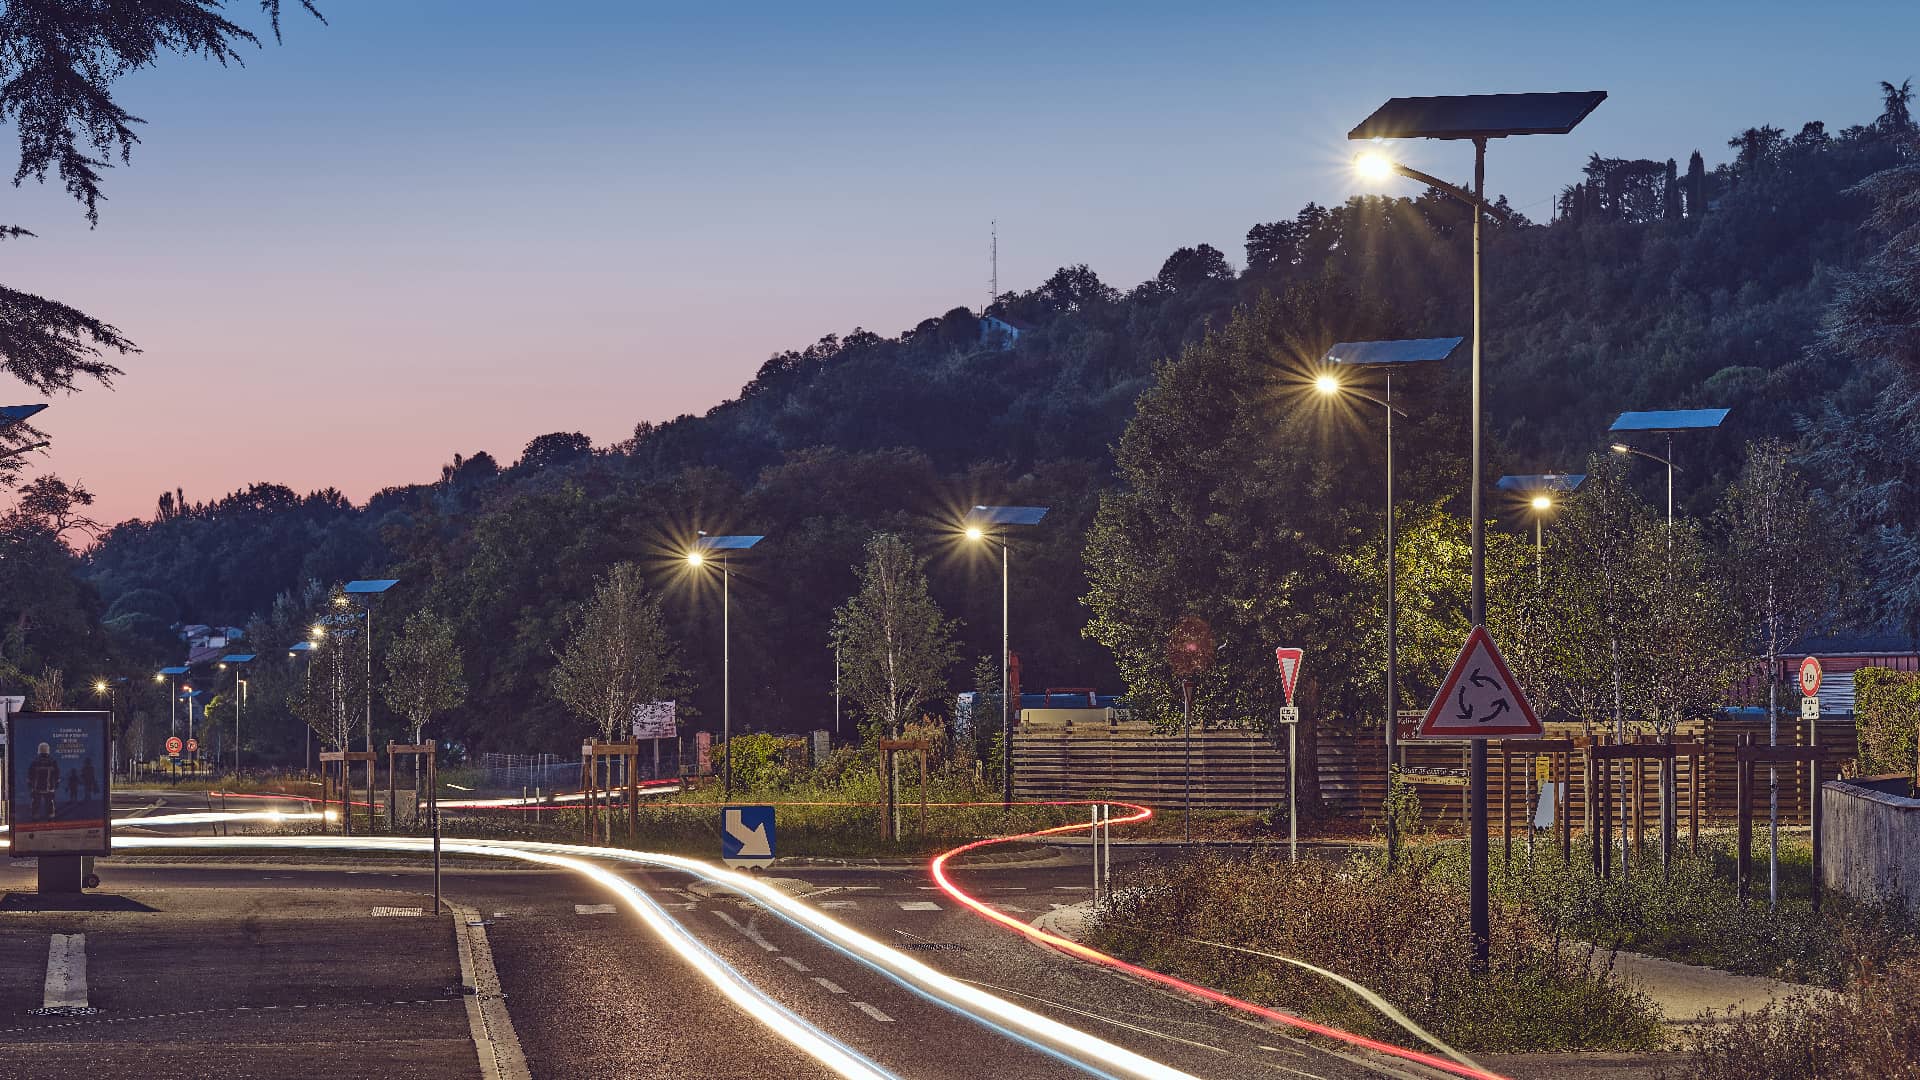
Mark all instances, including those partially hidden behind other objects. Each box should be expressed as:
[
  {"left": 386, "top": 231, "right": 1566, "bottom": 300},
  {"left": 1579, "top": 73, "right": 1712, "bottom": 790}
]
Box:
[{"left": 10, "top": 1, "right": 1916, "bottom": 522}]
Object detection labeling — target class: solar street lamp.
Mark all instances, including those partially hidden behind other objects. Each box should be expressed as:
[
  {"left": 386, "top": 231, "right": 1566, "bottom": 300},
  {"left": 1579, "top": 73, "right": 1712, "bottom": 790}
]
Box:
[
  {"left": 688, "top": 533, "right": 765, "bottom": 801},
  {"left": 343, "top": 580, "right": 399, "bottom": 754},
  {"left": 1321, "top": 337, "right": 1461, "bottom": 867},
  {"left": 290, "top": 639, "right": 317, "bottom": 773},
  {"left": 1349, "top": 89, "right": 1605, "bottom": 968},
  {"left": 962, "top": 505, "right": 1049, "bottom": 807},
  {"left": 1497, "top": 474, "right": 1585, "bottom": 584},
  {"left": 1608, "top": 408, "right": 1725, "bottom": 549},
  {"left": 158, "top": 665, "right": 189, "bottom": 744},
  {"left": 221, "top": 653, "right": 255, "bottom": 772}
]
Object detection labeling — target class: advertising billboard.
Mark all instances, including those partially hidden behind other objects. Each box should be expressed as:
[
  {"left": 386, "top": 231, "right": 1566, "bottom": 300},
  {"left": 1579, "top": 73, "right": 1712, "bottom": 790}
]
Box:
[{"left": 6, "top": 711, "right": 112, "bottom": 857}]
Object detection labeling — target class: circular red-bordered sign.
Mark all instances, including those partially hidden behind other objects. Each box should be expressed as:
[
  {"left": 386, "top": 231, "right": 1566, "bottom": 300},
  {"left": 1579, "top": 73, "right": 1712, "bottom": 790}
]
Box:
[
  {"left": 166, "top": 735, "right": 183, "bottom": 755},
  {"left": 1798, "top": 656, "right": 1823, "bottom": 698},
  {"left": 185, "top": 738, "right": 198, "bottom": 754}
]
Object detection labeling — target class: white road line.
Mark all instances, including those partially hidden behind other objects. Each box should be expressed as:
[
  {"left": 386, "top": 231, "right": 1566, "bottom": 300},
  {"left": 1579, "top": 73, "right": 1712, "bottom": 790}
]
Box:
[
  {"left": 43, "top": 934, "right": 87, "bottom": 1010},
  {"left": 813, "top": 978, "right": 848, "bottom": 995},
  {"left": 371, "top": 906, "right": 424, "bottom": 917},
  {"left": 988, "top": 902, "right": 1029, "bottom": 913},
  {"left": 451, "top": 904, "right": 531, "bottom": 1080},
  {"left": 820, "top": 900, "right": 859, "bottom": 909},
  {"left": 896, "top": 901, "right": 941, "bottom": 911},
  {"left": 851, "top": 1001, "right": 893, "bottom": 1022},
  {"left": 713, "top": 909, "right": 780, "bottom": 952},
  {"left": 778, "top": 956, "right": 812, "bottom": 973},
  {"left": 575, "top": 903, "right": 616, "bottom": 915}
]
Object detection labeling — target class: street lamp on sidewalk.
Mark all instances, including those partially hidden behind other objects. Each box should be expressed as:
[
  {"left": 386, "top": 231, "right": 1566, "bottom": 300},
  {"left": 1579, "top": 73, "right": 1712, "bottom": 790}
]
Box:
[
  {"left": 687, "top": 532, "right": 765, "bottom": 801},
  {"left": 1607, "top": 407, "right": 1726, "bottom": 550},
  {"left": 962, "top": 505, "right": 1049, "bottom": 807},
  {"left": 1349, "top": 88, "right": 1606, "bottom": 968},
  {"left": 1319, "top": 337, "right": 1462, "bottom": 866}
]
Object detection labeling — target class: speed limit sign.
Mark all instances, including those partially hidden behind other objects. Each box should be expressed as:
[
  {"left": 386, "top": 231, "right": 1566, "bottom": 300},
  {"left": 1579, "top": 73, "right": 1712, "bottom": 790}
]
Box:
[{"left": 165, "top": 735, "right": 183, "bottom": 756}]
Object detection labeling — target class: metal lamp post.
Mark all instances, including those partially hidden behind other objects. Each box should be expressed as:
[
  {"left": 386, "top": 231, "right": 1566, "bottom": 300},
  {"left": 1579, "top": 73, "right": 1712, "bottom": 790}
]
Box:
[
  {"left": 158, "top": 665, "right": 189, "bottom": 743},
  {"left": 343, "top": 581, "right": 399, "bottom": 755},
  {"left": 1319, "top": 337, "right": 1462, "bottom": 866},
  {"left": 963, "top": 505, "right": 1049, "bottom": 807},
  {"left": 291, "top": 638, "right": 317, "bottom": 774},
  {"left": 689, "top": 533, "right": 765, "bottom": 802},
  {"left": 220, "top": 653, "right": 255, "bottom": 772},
  {"left": 1350, "top": 89, "right": 1605, "bottom": 967}
]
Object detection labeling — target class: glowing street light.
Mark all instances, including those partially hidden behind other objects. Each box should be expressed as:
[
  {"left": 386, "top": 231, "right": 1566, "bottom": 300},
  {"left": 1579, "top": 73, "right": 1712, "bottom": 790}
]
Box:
[
  {"left": 962, "top": 505, "right": 1049, "bottom": 807},
  {"left": 1320, "top": 337, "right": 1459, "bottom": 867},
  {"left": 221, "top": 653, "right": 255, "bottom": 772},
  {"left": 687, "top": 533, "right": 765, "bottom": 801},
  {"left": 1498, "top": 473, "right": 1585, "bottom": 584},
  {"left": 1348, "top": 90, "right": 1604, "bottom": 967},
  {"left": 158, "top": 665, "right": 189, "bottom": 748}
]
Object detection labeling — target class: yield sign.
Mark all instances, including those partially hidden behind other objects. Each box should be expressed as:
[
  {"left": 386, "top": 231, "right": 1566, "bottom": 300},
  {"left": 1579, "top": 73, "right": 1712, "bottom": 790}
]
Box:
[
  {"left": 1417, "top": 625, "right": 1541, "bottom": 738},
  {"left": 1274, "top": 648, "right": 1304, "bottom": 706}
]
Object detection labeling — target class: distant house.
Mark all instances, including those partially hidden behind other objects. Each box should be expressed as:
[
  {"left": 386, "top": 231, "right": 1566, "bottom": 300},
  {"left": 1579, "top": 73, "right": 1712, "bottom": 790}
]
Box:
[
  {"left": 979, "top": 314, "right": 1032, "bottom": 351},
  {"left": 174, "top": 623, "right": 246, "bottom": 667},
  {"left": 1730, "top": 629, "right": 1920, "bottom": 715}
]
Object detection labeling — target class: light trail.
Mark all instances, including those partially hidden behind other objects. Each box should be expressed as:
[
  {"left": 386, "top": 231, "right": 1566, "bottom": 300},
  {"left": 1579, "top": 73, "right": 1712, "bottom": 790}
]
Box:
[
  {"left": 83, "top": 810, "right": 1204, "bottom": 1080},
  {"left": 111, "top": 831, "right": 895, "bottom": 1080},
  {"left": 929, "top": 806, "right": 1513, "bottom": 1080}
]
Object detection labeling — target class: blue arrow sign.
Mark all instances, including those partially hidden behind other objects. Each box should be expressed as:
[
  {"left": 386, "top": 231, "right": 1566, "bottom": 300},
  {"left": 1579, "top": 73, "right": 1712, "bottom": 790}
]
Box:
[{"left": 722, "top": 806, "right": 776, "bottom": 868}]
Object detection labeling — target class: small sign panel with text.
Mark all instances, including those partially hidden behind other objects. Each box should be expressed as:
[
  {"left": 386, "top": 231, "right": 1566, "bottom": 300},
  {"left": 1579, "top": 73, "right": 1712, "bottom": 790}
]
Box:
[
  {"left": 1417, "top": 625, "right": 1542, "bottom": 739},
  {"left": 631, "top": 700, "right": 678, "bottom": 741}
]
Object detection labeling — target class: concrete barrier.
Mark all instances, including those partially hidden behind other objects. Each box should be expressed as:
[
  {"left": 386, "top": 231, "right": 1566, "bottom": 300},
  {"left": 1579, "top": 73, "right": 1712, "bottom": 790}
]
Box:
[{"left": 1821, "top": 776, "right": 1920, "bottom": 915}]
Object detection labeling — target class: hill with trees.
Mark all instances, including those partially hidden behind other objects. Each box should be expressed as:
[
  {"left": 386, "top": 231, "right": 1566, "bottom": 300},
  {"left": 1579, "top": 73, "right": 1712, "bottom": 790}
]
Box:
[{"left": 13, "top": 82, "right": 1914, "bottom": 758}]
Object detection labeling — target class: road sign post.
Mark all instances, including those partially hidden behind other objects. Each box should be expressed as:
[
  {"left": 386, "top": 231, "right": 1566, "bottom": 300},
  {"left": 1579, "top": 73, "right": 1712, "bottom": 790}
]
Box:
[
  {"left": 722, "top": 805, "right": 776, "bottom": 870},
  {"left": 1275, "top": 647, "right": 1304, "bottom": 862}
]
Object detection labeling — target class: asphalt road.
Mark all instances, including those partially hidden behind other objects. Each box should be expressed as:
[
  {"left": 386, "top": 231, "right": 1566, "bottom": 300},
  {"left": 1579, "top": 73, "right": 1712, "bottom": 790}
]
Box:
[{"left": 0, "top": 799, "right": 1614, "bottom": 1079}]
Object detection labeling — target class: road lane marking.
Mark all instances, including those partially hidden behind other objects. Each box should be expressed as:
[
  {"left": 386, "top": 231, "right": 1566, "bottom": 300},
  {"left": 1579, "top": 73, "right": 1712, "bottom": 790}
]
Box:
[
  {"left": 451, "top": 903, "right": 531, "bottom": 1080},
  {"left": 779, "top": 956, "right": 812, "bottom": 973},
  {"left": 896, "top": 901, "right": 941, "bottom": 911},
  {"left": 575, "top": 903, "right": 616, "bottom": 915},
  {"left": 371, "top": 906, "right": 424, "bottom": 917},
  {"left": 713, "top": 909, "right": 780, "bottom": 952},
  {"left": 988, "top": 902, "right": 1030, "bottom": 913},
  {"left": 820, "top": 900, "right": 859, "bottom": 909},
  {"left": 813, "top": 978, "right": 848, "bottom": 995},
  {"left": 43, "top": 934, "right": 87, "bottom": 1011},
  {"left": 957, "top": 978, "right": 1228, "bottom": 1055},
  {"left": 851, "top": 1001, "right": 893, "bottom": 1022}
]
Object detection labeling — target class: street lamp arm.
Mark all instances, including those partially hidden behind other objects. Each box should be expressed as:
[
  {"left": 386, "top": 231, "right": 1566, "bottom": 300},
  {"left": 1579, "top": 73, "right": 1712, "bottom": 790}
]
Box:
[
  {"left": 1389, "top": 162, "right": 1513, "bottom": 224},
  {"left": 1611, "top": 444, "right": 1682, "bottom": 471},
  {"left": 1346, "top": 388, "right": 1411, "bottom": 419}
]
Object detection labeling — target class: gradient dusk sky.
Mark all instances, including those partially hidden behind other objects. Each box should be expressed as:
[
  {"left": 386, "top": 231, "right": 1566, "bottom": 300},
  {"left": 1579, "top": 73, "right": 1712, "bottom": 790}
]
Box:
[{"left": 9, "top": 1, "right": 1916, "bottom": 525}]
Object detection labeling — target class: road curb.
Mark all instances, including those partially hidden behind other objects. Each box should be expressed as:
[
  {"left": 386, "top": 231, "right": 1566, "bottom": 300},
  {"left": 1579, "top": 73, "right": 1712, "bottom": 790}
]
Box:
[{"left": 449, "top": 902, "right": 530, "bottom": 1080}]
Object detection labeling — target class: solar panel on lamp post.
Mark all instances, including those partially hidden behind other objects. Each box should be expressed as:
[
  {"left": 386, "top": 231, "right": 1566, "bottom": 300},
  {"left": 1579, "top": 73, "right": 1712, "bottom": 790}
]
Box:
[
  {"left": 1350, "top": 89, "right": 1606, "bottom": 970},
  {"left": 1322, "top": 337, "right": 1463, "bottom": 869},
  {"left": 0, "top": 403, "right": 49, "bottom": 461},
  {"left": 688, "top": 533, "right": 764, "bottom": 802},
  {"left": 220, "top": 654, "right": 255, "bottom": 773},
  {"left": 343, "top": 580, "right": 399, "bottom": 758},
  {"left": 1497, "top": 473, "right": 1586, "bottom": 584},
  {"left": 962, "top": 505, "right": 1049, "bottom": 807},
  {"left": 1608, "top": 408, "right": 1728, "bottom": 552}
]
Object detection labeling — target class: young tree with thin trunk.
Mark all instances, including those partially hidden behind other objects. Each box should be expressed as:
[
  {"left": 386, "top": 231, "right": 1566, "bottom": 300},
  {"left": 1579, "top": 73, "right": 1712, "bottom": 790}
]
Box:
[
  {"left": 832, "top": 533, "right": 959, "bottom": 836},
  {"left": 552, "top": 563, "right": 686, "bottom": 742},
  {"left": 831, "top": 533, "right": 960, "bottom": 741},
  {"left": 1718, "top": 437, "right": 1844, "bottom": 906},
  {"left": 383, "top": 610, "right": 466, "bottom": 745}
]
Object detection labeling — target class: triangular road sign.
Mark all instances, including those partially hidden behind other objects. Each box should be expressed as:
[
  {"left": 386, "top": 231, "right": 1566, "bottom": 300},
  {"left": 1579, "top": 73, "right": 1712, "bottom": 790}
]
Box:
[
  {"left": 1417, "top": 625, "right": 1541, "bottom": 738},
  {"left": 1274, "top": 647, "right": 1303, "bottom": 706}
]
